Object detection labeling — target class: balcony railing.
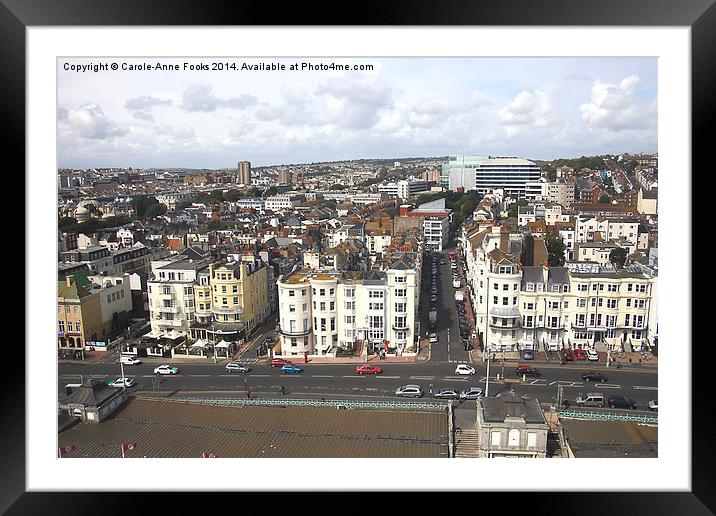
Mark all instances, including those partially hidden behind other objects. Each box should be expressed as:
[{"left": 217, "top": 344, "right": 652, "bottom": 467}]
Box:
[
  {"left": 392, "top": 323, "right": 410, "bottom": 331},
  {"left": 212, "top": 305, "right": 243, "bottom": 314},
  {"left": 158, "top": 291, "right": 174, "bottom": 299},
  {"left": 489, "top": 319, "right": 519, "bottom": 329},
  {"left": 158, "top": 306, "right": 179, "bottom": 313},
  {"left": 278, "top": 327, "right": 312, "bottom": 337}
]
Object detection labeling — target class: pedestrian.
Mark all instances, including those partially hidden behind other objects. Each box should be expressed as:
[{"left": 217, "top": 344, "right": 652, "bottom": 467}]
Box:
[
  {"left": 280, "top": 385, "right": 286, "bottom": 395},
  {"left": 456, "top": 426, "right": 462, "bottom": 435}
]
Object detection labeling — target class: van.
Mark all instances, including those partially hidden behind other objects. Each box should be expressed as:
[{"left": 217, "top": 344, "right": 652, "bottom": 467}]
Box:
[
  {"left": 575, "top": 392, "right": 605, "bottom": 408},
  {"left": 120, "top": 356, "right": 142, "bottom": 366}
]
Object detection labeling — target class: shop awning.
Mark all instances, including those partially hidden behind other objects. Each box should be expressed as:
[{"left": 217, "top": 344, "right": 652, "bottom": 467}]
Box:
[{"left": 191, "top": 339, "right": 207, "bottom": 348}]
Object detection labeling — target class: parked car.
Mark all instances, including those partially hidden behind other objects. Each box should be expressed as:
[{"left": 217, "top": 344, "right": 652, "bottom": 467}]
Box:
[
  {"left": 452, "top": 280, "right": 461, "bottom": 288},
  {"left": 271, "top": 358, "right": 293, "bottom": 367},
  {"left": 582, "top": 371, "right": 608, "bottom": 383},
  {"left": 281, "top": 364, "right": 303, "bottom": 374},
  {"left": 434, "top": 388, "right": 460, "bottom": 399},
  {"left": 648, "top": 399, "right": 658, "bottom": 412},
  {"left": 395, "top": 385, "right": 423, "bottom": 398},
  {"left": 226, "top": 362, "right": 251, "bottom": 373},
  {"left": 576, "top": 392, "right": 605, "bottom": 408},
  {"left": 586, "top": 349, "right": 599, "bottom": 361},
  {"left": 522, "top": 350, "right": 535, "bottom": 360},
  {"left": 574, "top": 349, "right": 587, "bottom": 360},
  {"left": 120, "top": 356, "right": 142, "bottom": 365},
  {"left": 459, "top": 387, "right": 483, "bottom": 399},
  {"left": 429, "top": 333, "right": 438, "bottom": 343},
  {"left": 430, "top": 294, "right": 437, "bottom": 302},
  {"left": 560, "top": 349, "right": 574, "bottom": 361},
  {"left": 108, "top": 377, "right": 136, "bottom": 388},
  {"left": 153, "top": 365, "right": 180, "bottom": 375},
  {"left": 355, "top": 364, "right": 382, "bottom": 375},
  {"left": 455, "top": 363, "right": 476, "bottom": 375},
  {"left": 515, "top": 365, "right": 541, "bottom": 377},
  {"left": 608, "top": 396, "right": 638, "bottom": 409}
]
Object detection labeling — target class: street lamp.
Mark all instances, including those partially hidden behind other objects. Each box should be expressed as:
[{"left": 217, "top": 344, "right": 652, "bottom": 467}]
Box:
[{"left": 212, "top": 322, "right": 217, "bottom": 364}]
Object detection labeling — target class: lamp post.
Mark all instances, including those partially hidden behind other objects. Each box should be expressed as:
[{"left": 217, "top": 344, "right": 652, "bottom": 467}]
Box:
[
  {"left": 485, "top": 351, "right": 491, "bottom": 397},
  {"left": 212, "top": 322, "right": 217, "bottom": 364}
]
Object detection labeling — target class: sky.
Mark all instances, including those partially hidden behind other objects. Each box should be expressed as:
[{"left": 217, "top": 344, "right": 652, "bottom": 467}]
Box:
[{"left": 57, "top": 57, "right": 657, "bottom": 169}]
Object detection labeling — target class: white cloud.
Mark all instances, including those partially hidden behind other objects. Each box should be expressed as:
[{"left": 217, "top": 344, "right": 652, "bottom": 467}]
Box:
[
  {"left": 125, "top": 95, "right": 172, "bottom": 122},
  {"left": 62, "top": 103, "right": 127, "bottom": 139},
  {"left": 180, "top": 84, "right": 258, "bottom": 112},
  {"left": 579, "top": 75, "right": 656, "bottom": 131},
  {"left": 500, "top": 89, "right": 560, "bottom": 128}
]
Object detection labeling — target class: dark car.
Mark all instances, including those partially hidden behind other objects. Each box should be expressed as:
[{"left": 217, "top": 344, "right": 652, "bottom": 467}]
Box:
[
  {"left": 560, "top": 349, "right": 574, "bottom": 361},
  {"left": 515, "top": 365, "right": 541, "bottom": 377},
  {"left": 522, "top": 350, "right": 535, "bottom": 360},
  {"left": 608, "top": 396, "right": 638, "bottom": 409},
  {"left": 582, "top": 371, "right": 608, "bottom": 383}
]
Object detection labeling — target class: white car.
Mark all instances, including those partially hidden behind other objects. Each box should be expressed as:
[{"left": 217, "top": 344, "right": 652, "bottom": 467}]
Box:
[
  {"left": 586, "top": 349, "right": 599, "bottom": 361},
  {"left": 120, "top": 356, "right": 142, "bottom": 365},
  {"left": 429, "top": 333, "right": 439, "bottom": 343},
  {"left": 455, "top": 363, "right": 476, "bottom": 375},
  {"left": 153, "top": 365, "right": 180, "bottom": 375},
  {"left": 452, "top": 280, "right": 461, "bottom": 288},
  {"left": 395, "top": 385, "right": 423, "bottom": 398},
  {"left": 108, "top": 377, "right": 136, "bottom": 388}
]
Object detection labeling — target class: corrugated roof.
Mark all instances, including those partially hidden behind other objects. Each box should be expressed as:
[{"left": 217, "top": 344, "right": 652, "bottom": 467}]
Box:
[
  {"left": 58, "top": 398, "right": 448, "bottom": 458},
  {"left": 562, "top": 419, "right": 658, "bottom": 458}
]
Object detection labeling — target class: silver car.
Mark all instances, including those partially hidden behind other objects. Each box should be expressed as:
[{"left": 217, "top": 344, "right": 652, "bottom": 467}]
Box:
[
  {"left": 225, "top": 362, "right": 251, "bottom": 373},
  {"left": 395, "top": 385, "right": 423, "bottom": 398},
  {"left": 460, "top": 387, "right": 483, "bottom": 399}
]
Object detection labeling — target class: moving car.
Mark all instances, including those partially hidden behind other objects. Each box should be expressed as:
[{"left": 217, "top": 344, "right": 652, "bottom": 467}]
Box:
[
  {"left": 153, "top": 365, "right": 180, "bottom": 375},
  {"left": 120, "top": 356, "right": 142, "bottom": 365},
  {"left": 271, "top": 358, "right": 293, "bottom": 368},
  {"left": 586, "top": 349, "right": 599, "bottom": 361},
  {"left": 455, "top": 363, "right": 476, "bottom": 375},
  {"left": 459, "top": 387, "right": 483, "bottom": 399},
  {"left": 108, "top": 377, "right": 135, "bottom": 388},
  {"left": 452, "top": 280, "right": 461, "bottom": 288},
  {"left": 225, "top": 362, "right": 251, "bottom": 373},
  {"left": 648, "top": 399, "right": 658, "bottom": 411},
  {"left": 281, "top": 364, "right": 303, "bottom": 374},
  {"left": 355, "top": 364, "right": 382, "bottom": 375},
  {"left": 429, "top": 333, "right": 438, "bottom": 343},
  {"left": 582, "top": 371, "right": 608, "bottom": 382},
  {"left": 434, "top": 388, "right": 460, "bottom": 399},
  {"left": 522, "top": 350, "right": 535, "bottom": 360},
  {"left": 576, "top": 392, "right": 604, "bottom": 408},
  {"left": 395, "top": 384, "right": 423, "bottom": 398},
  {"left": 515, "top": 365, "right": 541, "bottom": 377},
  {"left": 608, "top": 396, "right": 638, "bottom": 409}
]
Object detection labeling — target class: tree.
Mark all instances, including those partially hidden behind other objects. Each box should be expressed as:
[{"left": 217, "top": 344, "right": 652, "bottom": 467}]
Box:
[
  {"left": 206, "top": 220, "right": 228, "bottom": 231},
  {"left": 145, "top": 203, "right": 167, "bottom": 218},
  {"left": 263, "top": 186, "right": 278, "bottom": 197},
  {"left": 507, "top": 199, "right": 528, "bottom": 219},
  {"left": 329, "top": 184, "right": 346, "bottom": 190},
  {"left": 599, "top": 193, "right": 611, "bottom": 204},
  {"left": 609, "top": 247, "right": 628, "bottom": 268},
  {"left": 58, "top": 217, "right": 78, "bottom": 230},
  {"left": 224, "top": 189, "right": 243, "bottom": 202},
  {"left": 545, "top": 236, "right": 566, "bottom": 266},
  {"left": 245, "top": 187, "right": 261, "bottom": 198}
]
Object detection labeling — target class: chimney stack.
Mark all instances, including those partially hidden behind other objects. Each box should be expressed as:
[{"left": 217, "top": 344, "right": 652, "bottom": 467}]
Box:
[{"left": 66, "top": 275, "right": 73, "bottom": 287}]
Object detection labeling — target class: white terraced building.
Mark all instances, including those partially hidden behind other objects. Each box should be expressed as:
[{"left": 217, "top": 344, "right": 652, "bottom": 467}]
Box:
[
  {"left": 276, "top": 256, "right": 419, "bottom": 358},
  {"left": 461, "top": 225, "right": 656, "bottom": 353}
]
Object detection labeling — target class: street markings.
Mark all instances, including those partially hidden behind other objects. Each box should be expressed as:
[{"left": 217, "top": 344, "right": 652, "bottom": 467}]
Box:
[
  {"left": 633, "top": 386, "right": 658, "bottom": 390},
  {"left": 311, "top": 375, "right": 334, "bottom": 378},
  {"left": 596, "top": 383, "right": 621, "bottom": 389},
  {"left": 410, "top": 376, "right": 435, "bottom": 380},
  {"left": 376, "top": 376, "right": 400, "bottom": 379}
]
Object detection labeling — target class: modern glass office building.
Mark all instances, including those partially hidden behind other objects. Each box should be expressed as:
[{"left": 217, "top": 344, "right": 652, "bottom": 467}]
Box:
[{"left": 441, "top": 155, "right": 541, "bottom": 198}]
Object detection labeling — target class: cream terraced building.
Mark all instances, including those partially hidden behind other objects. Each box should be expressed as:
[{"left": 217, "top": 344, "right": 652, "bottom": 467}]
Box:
[{"left": 461, "top": 225, "right": 656, "bottom": 353}]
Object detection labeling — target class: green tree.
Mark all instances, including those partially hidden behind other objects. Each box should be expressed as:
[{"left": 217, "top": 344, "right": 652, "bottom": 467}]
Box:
[
  {"left": 329, "top": 184, "right": 346, "bottom": 190},
  {"left": 58, "top": 217, "right": 78, "bottom": 230},
  {"left": 599, "top": 193, "right": 611, "bottom": 204},
  {"left": 609, "top": 247, "right": 628, "bottom": 268},
  {"left": 245, "top": 187, "right": 261, "bottom": 198},
  {"left": 545, "top": 235, "right": 566, "bottom": 267},
  {"left": 206, "top": 220, "right": 227, "bottom": 231},
  {"left": 264, "top": 186, "right": 278, "bottom": 197},
  {"left": 224, "top": 189, "right": 243, "bottom": 202},
  {"left": 145, "top": 203, "right": 167, "bottom": 218},
  {"left": 507, "top": 199, "right": 529, "bottom": 219}
]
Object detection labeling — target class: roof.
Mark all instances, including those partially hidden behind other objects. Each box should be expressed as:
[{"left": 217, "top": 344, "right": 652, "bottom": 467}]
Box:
[
  {"left": 59, "top": 379, "right": 118, "bottom": 407},
  {"left": 520, "top": 266, "right": 569, "bottom": 286},
  {"left": 562, "top": 419, "right": 658, "bottom": 458},
  {"left": 481, "top": 392, "right": 546, "bottom": 425},
  {"left": 58, "top": 397, "right": 449, "bottom": 458}
]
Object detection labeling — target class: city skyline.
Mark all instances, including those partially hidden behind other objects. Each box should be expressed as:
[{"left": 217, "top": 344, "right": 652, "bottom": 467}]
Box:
[{"left": 58, "top": 57, "right": 657, "bottom": 169}]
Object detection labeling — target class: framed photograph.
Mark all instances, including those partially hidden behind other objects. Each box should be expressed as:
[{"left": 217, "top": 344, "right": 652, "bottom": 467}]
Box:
[{"left": 6, "top": 0, "right": 710, "bottom": 513}]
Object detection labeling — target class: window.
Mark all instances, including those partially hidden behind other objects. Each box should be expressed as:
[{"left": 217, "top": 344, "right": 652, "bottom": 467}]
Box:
[
  {"left": 578, "top": 284, "right": 588, "bottom": 292},
  {"left": 527, "top": 433, "right": 537, "bottom": 448},
  {"left": 320, "top": 302, "right": 326, "bottom": 311},
  {"left": 563, "top": 301, "right": 569, "bottom": 309},
  {"left": 395, "top": 276, "right": 406, "bottom": 283},
  {"left": 625, "top": 314, "right": 630, "bottom": 326},
  {"left": 344, "top": 301, "right": 355, "bottom": 310},
  {"left": 289, "top": 305, "right": 296, "bottom": 313},
  {"left": 330, "top": 288, "right": 335, "bottom": 295},
  {"left": 369, "top": 302, "right": 384, "bottom": 311},
  {"left": 493, "top": 283, "right": 499, "bottom": 290},
  {"left": 331, "top": 318, "right": 336, "bottom": 331},
  {"left": 493, "top": 296, "right": 498, "bottom": 305},
  {"left": 502, "top": 284, "right": 509, "bottom": 291},
  {"left": 395, "top": 303, "right": 407, "bottom": 313},
  {"left": 369, "top": 290, "right": 384, "bottom": 299},
  {"left": 608, "top": 284, "right": 618, "bottom": 292},
  {"left": 491, "top": 431, "right": 502, "bottom": 447},
  {"left": 320, "top": 289, "right": 326, "bottom": 296},
  {"left": 330, "top": 301, "right": 335, "bottom": 310},
  {"left": 58, "top": 321, "right": 65, "bottom": 332},
  {"left": 302, "top": 289, "right": 307, "bottom": 297},
  {"left": 395, "top": 288, "right": 407, "bottom": 297},
  {"left": 524, "top": 302, "right": 534, "bottom": 310},
  {"left": 606, "top": 299, "right": 617, "bottom": 309},
  {"left": 502, "top": 297, "right": 508, "bottom": 306},
  {"left": 345, "top": 288, "right": 354, "bottom": 297},
  {"left": 288, "top": 290, "right": 295, "bottom": 297},
  {"left": 577, "top": 299, "right": 586, "bottom": 308},
  {"left": 508, "top": 429, "right": 520, "bottom": 447}
]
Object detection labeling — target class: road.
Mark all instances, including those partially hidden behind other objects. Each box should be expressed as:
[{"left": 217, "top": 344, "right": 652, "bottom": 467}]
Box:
[{"left": 59, "top": 252, "right": 657, "bottom": 415}]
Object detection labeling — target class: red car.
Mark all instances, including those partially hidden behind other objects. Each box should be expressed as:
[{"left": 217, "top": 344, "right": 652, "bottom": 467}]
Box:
[
  {"left": 271, "top": 358, "right": 293, "bottom": 368},
  {"left": 560, "top": 349, "right": 574, "bottom": 361},
  {"left": 574, "top": 349, "right": 587, "bottom": 360},
  {"left": 355, "top": 365, "right": 382, "bottom": 375}
]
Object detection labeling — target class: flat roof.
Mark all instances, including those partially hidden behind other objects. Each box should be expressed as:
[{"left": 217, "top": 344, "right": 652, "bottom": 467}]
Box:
[{"left": 58, "top": 397, "right": 448, "bottom": 458}]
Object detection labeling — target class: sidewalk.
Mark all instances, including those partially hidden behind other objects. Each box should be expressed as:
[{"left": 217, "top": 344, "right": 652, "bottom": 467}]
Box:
[
  {"left": 271, "top": 339, "right": 431, "bottom": 365},
  {"left": 58, "top": 349, "right": 113, "bottom": 365}
]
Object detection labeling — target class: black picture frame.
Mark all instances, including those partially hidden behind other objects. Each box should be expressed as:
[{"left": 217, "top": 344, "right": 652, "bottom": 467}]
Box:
[{"left": 4, "top": 0, "right": 708, "bottom": 513}]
